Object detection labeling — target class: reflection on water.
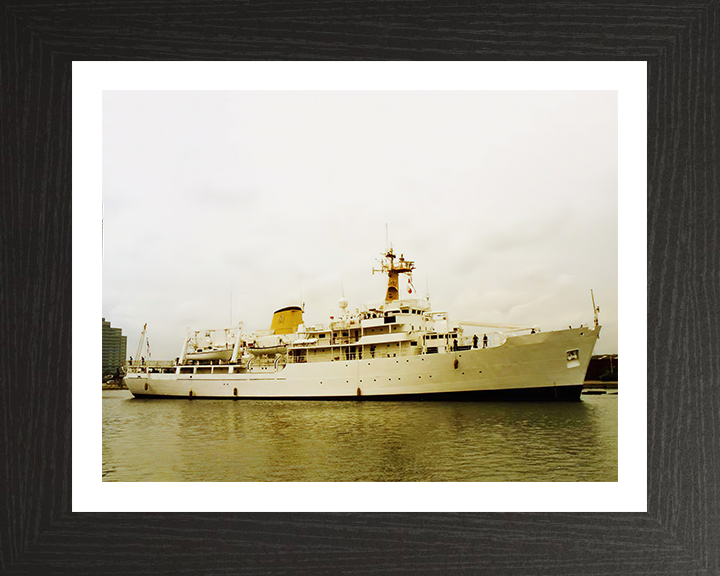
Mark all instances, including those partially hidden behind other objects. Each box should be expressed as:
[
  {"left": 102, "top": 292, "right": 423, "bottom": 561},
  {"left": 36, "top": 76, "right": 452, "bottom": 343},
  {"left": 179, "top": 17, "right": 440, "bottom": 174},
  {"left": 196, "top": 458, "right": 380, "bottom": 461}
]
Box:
[{"left": 103, "top": 391, "right": 617, "bottom": 482}]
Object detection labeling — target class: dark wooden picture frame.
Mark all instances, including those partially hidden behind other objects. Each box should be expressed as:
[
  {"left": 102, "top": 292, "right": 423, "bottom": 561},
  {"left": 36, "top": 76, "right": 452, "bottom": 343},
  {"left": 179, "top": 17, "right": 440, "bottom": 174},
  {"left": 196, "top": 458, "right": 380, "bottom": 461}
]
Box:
[{"left": 2, "top": 2, "right": 717, "bottom": 574}]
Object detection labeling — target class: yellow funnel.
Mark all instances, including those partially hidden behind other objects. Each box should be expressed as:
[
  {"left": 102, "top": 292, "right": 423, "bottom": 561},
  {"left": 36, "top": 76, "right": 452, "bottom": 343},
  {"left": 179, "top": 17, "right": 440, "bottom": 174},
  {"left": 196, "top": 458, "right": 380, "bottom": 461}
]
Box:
[{"left": 270, "top": 306, "right": 303, "bottom": 334}]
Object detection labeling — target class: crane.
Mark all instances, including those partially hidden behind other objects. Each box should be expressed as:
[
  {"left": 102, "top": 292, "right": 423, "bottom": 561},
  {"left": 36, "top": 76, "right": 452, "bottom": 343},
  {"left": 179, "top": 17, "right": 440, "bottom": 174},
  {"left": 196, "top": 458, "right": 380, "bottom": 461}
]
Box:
[{"left": 133, "top": 323, "right": 147, "bottom": 366}]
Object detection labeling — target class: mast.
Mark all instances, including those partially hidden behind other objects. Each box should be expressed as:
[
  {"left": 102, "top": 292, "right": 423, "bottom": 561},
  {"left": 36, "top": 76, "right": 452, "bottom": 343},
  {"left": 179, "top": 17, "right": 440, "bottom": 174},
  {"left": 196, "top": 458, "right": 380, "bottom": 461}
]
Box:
[
  {"left": 591, "top": 289, "right": 600, "bottom": 328},
  {"left": 373, "top": 247, "right": 415, "bottom": 302}
]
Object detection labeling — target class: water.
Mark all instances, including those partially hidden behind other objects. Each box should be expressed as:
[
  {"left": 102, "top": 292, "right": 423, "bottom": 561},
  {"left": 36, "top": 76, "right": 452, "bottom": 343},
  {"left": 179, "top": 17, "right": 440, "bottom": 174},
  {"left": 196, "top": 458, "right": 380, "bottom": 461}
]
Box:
[{"left": 102, "top": 390, "right": 617, "bottom": 482}]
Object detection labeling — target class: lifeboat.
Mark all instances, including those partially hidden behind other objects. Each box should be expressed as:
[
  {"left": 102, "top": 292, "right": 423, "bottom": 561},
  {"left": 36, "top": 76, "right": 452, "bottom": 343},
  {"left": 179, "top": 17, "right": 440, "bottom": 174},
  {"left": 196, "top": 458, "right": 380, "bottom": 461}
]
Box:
[
  {"left": 246, "top": 345, "right": 287, "bottom": 356},
  {"left": 184, "top": 346, "right": 234, "bottom": 362}
]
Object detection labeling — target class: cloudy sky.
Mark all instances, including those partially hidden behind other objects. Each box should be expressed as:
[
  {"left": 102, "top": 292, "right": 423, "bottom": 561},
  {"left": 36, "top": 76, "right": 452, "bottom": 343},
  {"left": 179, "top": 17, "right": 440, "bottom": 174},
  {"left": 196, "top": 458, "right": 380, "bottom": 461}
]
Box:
[{"left": 102, "top": 90, "right": 617, "bottom": 360}]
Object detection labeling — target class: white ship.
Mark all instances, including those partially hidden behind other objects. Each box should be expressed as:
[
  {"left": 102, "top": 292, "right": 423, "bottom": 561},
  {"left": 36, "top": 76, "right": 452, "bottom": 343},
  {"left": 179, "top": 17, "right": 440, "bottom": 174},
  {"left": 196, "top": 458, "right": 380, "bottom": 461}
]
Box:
[{"left": 126, "top": 247, "right": 601, "bottom": 401}]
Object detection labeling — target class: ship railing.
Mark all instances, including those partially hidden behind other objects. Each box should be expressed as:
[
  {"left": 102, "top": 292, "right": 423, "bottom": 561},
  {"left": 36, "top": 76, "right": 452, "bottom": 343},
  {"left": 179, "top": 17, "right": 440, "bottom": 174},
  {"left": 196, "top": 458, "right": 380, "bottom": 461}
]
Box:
[
  {"left": 127, "top": 359, "right": 173, "bottom": 368},
  {"left": 285, "top": 341, "right": 473, "bottom": 364},
  {"left": 127, "top": 364, "right": 151, "bottom": 373},
  {"left": 331, "top": 337, "right": 361, "bottom": 345},
  {"left": 294, "top": 336, "right": 362, "bottom": 346},
  {"left": 126, "top": 364, "right": 177, "bottom": 374}
]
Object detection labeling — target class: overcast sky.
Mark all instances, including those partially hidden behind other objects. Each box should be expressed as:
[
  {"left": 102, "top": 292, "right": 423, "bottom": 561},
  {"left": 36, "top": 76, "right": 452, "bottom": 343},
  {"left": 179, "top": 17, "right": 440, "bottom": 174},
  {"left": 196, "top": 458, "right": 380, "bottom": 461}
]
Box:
[{"left": 102, "top": 90, "right": 618, "bottom": 360}]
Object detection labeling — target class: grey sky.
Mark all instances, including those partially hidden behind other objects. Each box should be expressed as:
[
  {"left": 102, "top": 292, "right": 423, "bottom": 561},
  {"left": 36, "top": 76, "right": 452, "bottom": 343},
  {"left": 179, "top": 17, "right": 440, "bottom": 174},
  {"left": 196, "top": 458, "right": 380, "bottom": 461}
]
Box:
[{"left": 103, "top": 90, "right": 618, "bottom": 360}]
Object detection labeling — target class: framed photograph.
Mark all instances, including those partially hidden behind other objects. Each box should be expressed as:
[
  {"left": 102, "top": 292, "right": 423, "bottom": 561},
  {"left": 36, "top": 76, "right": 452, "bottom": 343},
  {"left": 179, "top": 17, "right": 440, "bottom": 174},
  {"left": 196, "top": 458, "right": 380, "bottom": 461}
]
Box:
[
  {"left": 3, "top": 3, "right": 716, "bottom": 574},
  {"left": 94, "top": 81, "right": 626, "bottom": 497}
]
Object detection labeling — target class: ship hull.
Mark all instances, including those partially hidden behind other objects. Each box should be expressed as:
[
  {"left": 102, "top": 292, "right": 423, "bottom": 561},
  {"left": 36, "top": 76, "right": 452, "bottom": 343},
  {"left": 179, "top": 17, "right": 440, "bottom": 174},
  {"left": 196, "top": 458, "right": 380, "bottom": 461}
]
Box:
[
  {"left": 126, "top": 327, "right": 599, "bottom": 401},
  {"left": 130, "top": 385, "right": 584, "bottom": 401}
]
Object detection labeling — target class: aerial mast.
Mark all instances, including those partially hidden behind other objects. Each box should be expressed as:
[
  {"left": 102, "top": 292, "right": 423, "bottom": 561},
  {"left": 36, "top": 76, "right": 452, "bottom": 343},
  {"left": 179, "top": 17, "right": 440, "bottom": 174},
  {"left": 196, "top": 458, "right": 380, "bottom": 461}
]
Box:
[{"left": 373, "top": 246, "right": 415, "bottom": 302}]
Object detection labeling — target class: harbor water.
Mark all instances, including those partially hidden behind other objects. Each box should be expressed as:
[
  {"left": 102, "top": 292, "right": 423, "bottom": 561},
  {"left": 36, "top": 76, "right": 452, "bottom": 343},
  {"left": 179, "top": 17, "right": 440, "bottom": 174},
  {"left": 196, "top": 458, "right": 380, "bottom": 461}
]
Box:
[{"left": 102, "top": 390, "right": 617, "bottom": 482}]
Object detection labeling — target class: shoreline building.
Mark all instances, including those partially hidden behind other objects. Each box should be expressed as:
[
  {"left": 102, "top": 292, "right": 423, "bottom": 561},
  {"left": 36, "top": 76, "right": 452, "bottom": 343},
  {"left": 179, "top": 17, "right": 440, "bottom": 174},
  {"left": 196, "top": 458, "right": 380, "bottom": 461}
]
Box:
[{"left": 102, "top": 318, "right": 127, "bottom": 379}]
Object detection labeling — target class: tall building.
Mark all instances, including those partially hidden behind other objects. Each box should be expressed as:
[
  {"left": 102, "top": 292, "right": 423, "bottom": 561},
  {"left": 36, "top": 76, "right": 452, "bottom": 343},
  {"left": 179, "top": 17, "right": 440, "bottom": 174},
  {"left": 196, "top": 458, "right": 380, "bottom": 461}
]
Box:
[{"left": 102, "top": 318, "right": 127, "bottom": 379}]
